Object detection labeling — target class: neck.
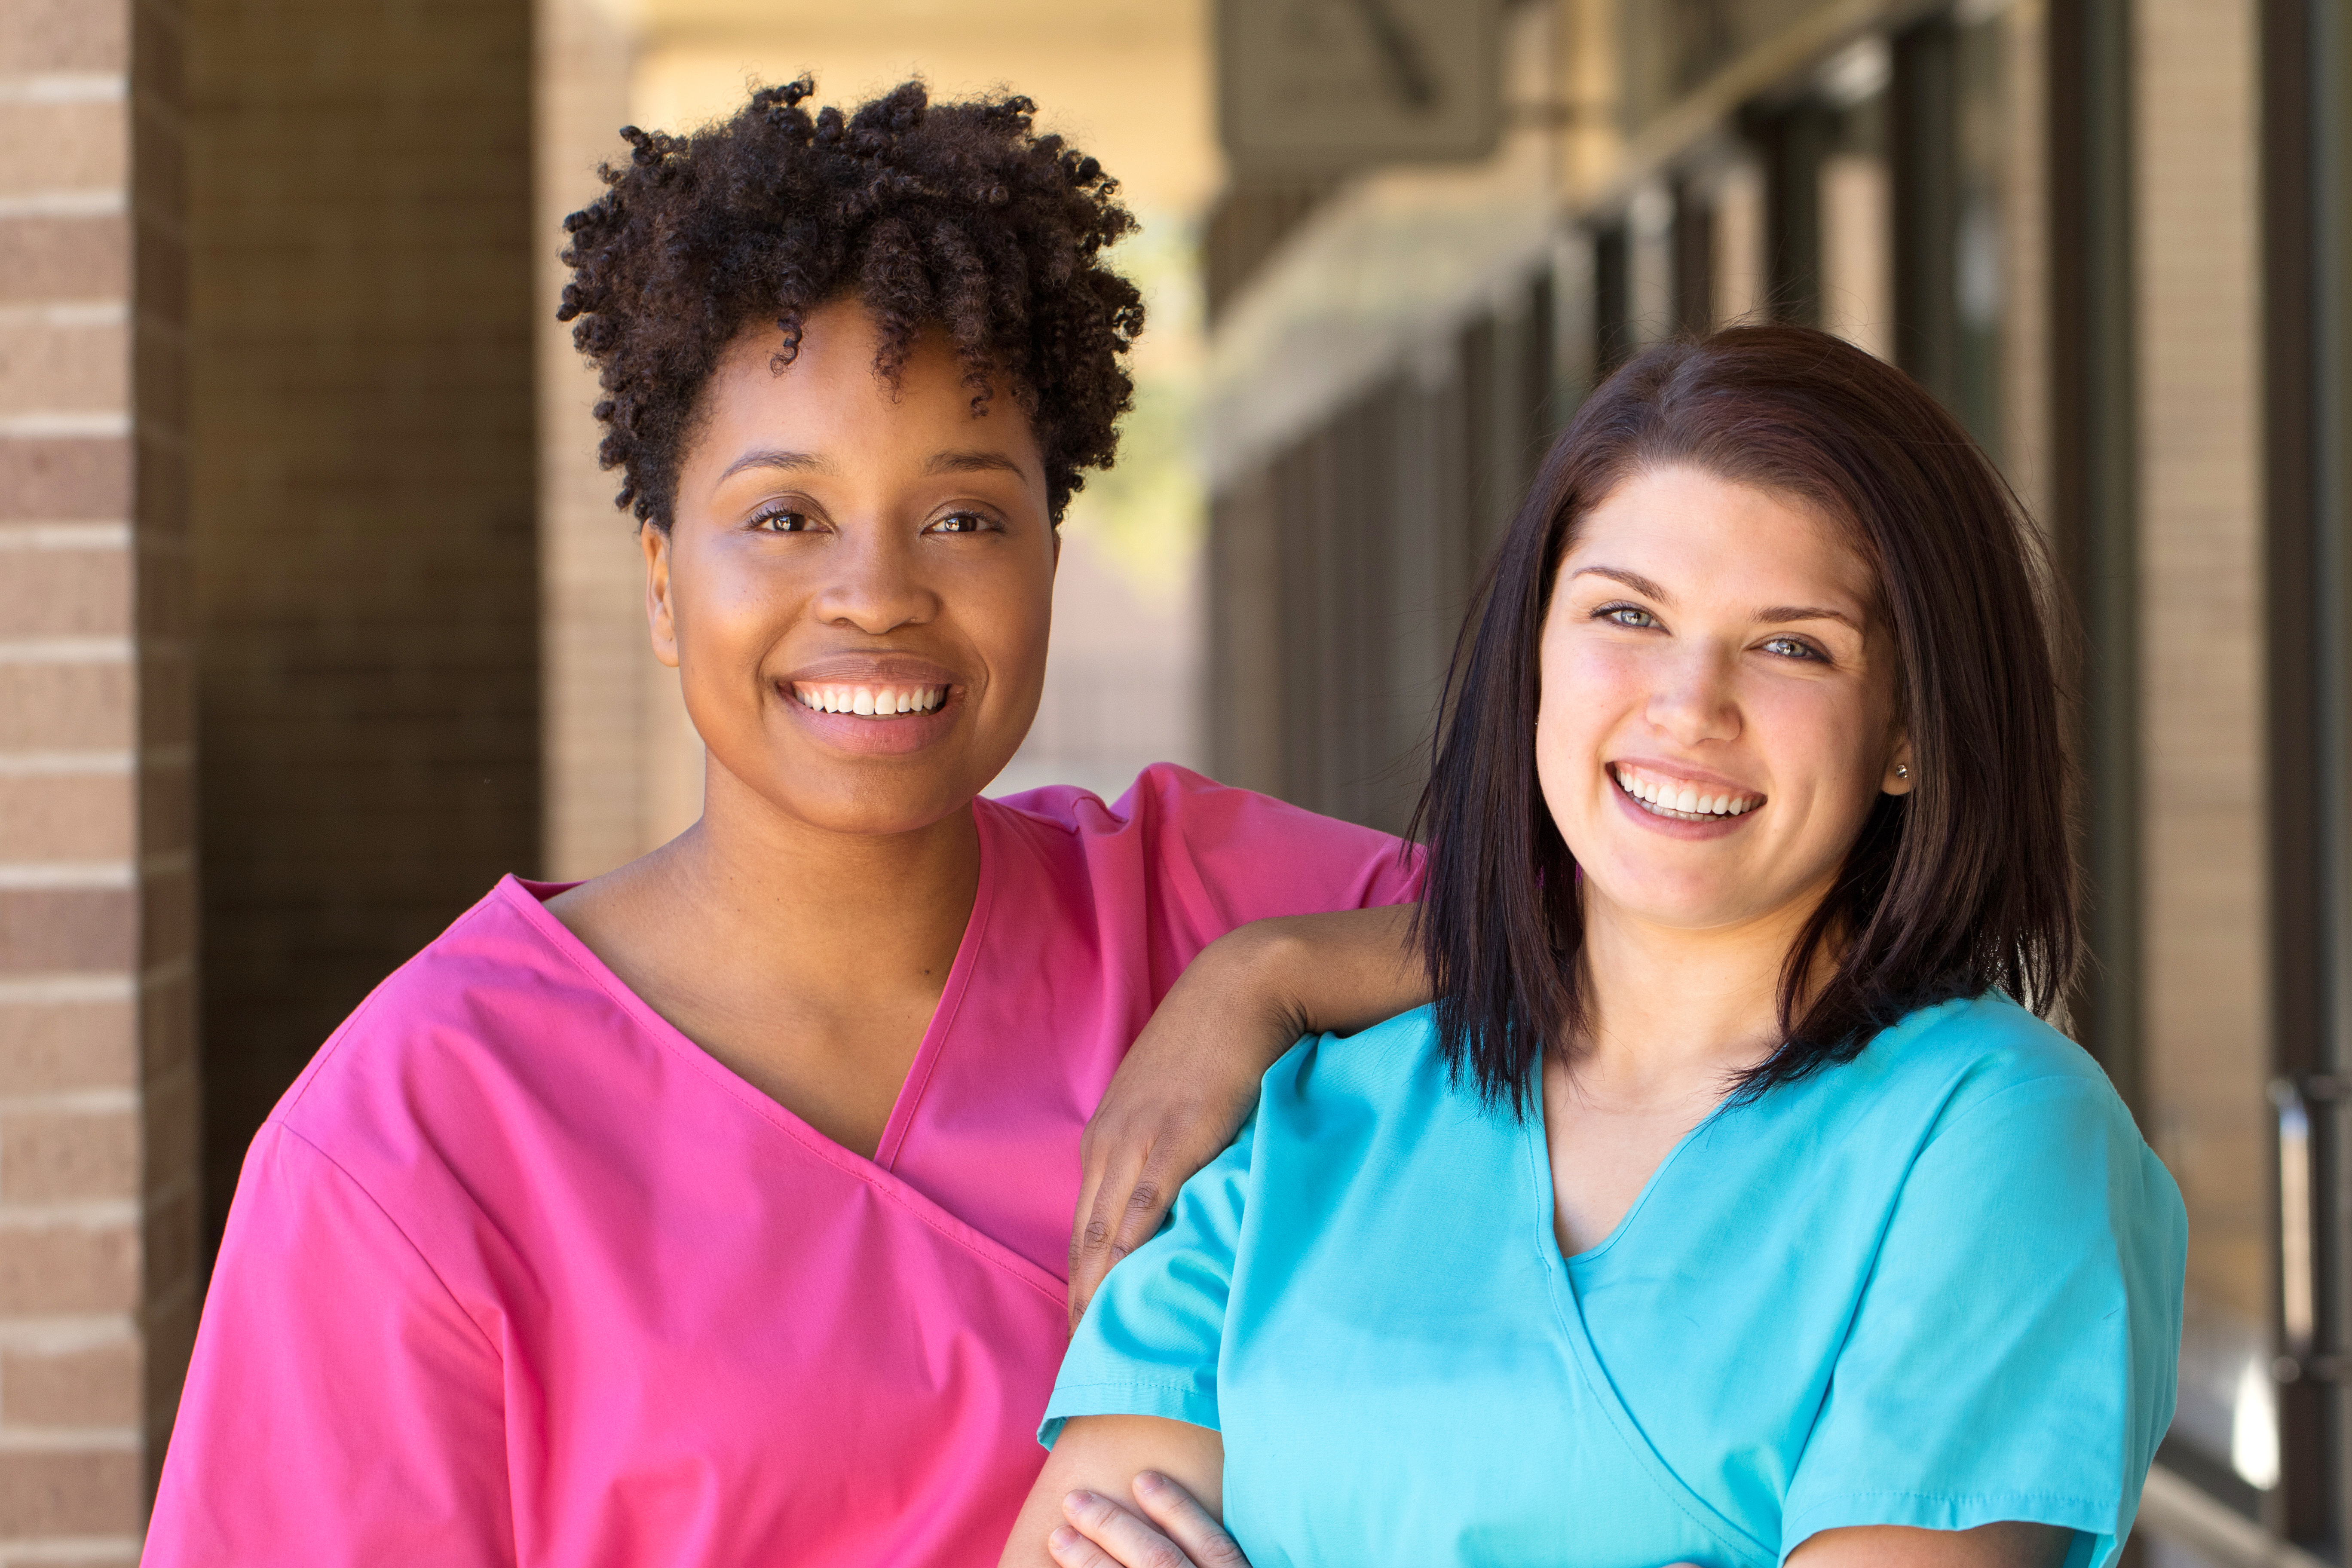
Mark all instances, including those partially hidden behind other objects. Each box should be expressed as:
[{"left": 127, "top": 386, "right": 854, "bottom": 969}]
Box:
[
  {"left": 645, "top": 759, "right": 982, "bottom": 978},
  {"left": 1569, "top": 881, "right": 1831, "bottom": 1105}
]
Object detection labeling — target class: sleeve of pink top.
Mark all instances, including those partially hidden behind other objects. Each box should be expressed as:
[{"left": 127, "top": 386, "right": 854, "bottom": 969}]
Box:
[
  {"left": 145, "top": 1123, "right": 517, "bottom": 1568},
  {"left": 1129, "top": 764, "right": 1426, "bottom": 934}
]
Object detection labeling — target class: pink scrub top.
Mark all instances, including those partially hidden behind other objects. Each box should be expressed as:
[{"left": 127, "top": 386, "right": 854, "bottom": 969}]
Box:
[{"left": 144, "top": 766, "right": 1420, "bottom": 1568}]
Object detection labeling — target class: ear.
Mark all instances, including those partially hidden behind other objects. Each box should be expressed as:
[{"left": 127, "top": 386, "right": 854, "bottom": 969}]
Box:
[
  {"left": 1882, "top": 730, "right": 1915, "bottom": 796},
  {"left": 642, "top": 523, "right": 680, "bottom": 670}
]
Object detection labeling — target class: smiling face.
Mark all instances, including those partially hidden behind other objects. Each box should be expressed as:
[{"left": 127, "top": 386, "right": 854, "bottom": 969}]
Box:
[
  {"left": 647, "top": 297, "right": 1057, "bottom": 839},
  {"left": 1535, "top": 464, "right": 1912, "bottom": 939}
]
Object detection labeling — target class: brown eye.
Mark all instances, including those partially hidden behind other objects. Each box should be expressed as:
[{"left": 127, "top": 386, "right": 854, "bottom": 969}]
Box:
[
  {"left": 925, "top": 511, "right": 994, "bottom": 536},
  {"left": 750, "top": 507, "right": 810, "bottom": 533}
]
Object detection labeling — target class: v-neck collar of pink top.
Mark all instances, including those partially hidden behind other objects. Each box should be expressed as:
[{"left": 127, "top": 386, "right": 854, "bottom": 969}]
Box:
[
  {"left": 504, "top": 808, "right": 1052, "bottom": 1300},
  {"left": 148, "top": 766, "right": 1421, "bottom": 1568}
]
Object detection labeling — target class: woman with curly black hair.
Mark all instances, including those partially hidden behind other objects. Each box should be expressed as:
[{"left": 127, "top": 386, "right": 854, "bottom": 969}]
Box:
[{"left": 145, "top": 80, "right": 1428, "bottom": 1566}]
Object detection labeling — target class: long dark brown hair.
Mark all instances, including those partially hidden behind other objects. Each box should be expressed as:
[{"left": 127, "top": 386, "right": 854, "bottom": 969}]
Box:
[{"left": 1411, "top": 326, "right": 2077, "bottom": 1112}]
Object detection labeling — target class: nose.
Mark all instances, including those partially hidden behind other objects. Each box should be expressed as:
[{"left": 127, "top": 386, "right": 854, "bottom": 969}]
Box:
[
  {"left": 1644, "top": 643, "right": 1742, "bottom": 747},
  {"left": 808, "top": 522, "right": 937, "bottom": 635}
]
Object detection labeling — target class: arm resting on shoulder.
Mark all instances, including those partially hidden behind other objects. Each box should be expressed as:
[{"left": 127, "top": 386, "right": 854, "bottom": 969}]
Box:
[
  {"left": 998, "top": 1417, "right": 1231, "bottom": 1568},
  {"left": 1792, "top": 1523, "right": 2074, "bottom": 1568},
  {"left": 1069, "top": 906, "right": 1426, "bottom": 1325}
]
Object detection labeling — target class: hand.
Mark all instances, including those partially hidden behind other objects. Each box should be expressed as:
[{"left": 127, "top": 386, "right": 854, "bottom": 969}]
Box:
[
  {"left": 1069, "top": 929, "right": 1292, "bottom": 1332},
  {"left": 1049, "top": 1473, "right": 1249, "bottom": 1568},
  {"left": 1069, "top": 907, "right": 1426, "bottom": 1329}
]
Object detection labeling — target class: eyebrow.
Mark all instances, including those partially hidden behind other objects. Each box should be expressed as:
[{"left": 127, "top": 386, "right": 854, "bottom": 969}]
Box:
[
  {"left": 922, "top": 449, "right": 1029, "bottom": 479},
  {"left": 1754, "top": 604, "right": 1863, "bottom": 630},
  {"left": 1574, "top": 566, "right": 1673, "bottom": 600},
  {"left": 1574, "top": 567, "right": 1862, "bottom": 630},
  {"left": 716, "top": 448, "right": 1029, "bottom": 483},
  {"left": 718, "top": 449, "right": 825, "bottom": 481}
]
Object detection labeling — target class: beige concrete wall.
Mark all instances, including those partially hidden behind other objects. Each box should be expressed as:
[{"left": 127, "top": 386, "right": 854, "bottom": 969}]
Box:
[
  {"left": 1998, "top": 0, "right": 2051, "bottom": 530},
  {"left": 2132, "top": 0, "right": 2268, "bottom": 1349},
  {"left": 0, "top": 0, "right": 202, "bottom": 1553},
  {"left": 536, "top": 0, "right": 673, "bottom": 881}
]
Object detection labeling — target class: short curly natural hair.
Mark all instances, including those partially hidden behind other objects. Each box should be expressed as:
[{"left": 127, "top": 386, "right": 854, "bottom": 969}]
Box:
[{"left": 557, "top": 77, "right": 1145, "bottom": 529}]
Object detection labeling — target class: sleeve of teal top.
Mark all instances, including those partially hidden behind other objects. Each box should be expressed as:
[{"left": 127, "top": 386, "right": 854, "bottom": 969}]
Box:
[
  {"left": 1780, "top": 1072, "right": 2187, "bottom": 1568},
  {"left": 1038, "top": 1109, "right": 1259, "bottom": 1448}
]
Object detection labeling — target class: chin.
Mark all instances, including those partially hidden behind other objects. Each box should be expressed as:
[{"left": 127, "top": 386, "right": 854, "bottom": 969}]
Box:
[
  {"left": 809, "top": 773, "right": 989, "bottom": 837},
  {"left": 1582, "top": 861, "right": 1747, "bottom": 927},
  {"left": 716, "top": 738, "right": 998, "bottom": 840}
]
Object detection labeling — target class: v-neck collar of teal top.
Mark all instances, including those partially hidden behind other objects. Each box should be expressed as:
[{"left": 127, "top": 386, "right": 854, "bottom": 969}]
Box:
[
  {"left": 1523, "top": 1080, "right": 1774, "bottom": 1567},
  {"left": 1535, "top": 1083, "right": 1734, "bottom": 1271}
]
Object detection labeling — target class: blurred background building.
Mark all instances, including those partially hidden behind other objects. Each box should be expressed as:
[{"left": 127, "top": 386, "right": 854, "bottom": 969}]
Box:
[{"left": 0, "top": 0, "right": 2344, "bottom": 1560}]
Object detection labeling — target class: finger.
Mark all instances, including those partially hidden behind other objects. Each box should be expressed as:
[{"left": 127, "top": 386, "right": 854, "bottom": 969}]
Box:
[
  {"left": 1046, "top": 1523, "right": 1126, "bottom": 1568},
  {"left": 1131, "top": 1472, "right": 1249, "bottom": 1568},
  {"left": 1068, "top": 1142, "right": 1114, "bottom": 1320},
  {"left": 1109, "top": 1155, "right": 1182, "bottom": 1262},
  {"left": 1069, "top": 1141, "right": 1154, "bottom": 1328},
  {"left": 1063, "top": 1487, "right": 1196, "bottom": 1568}
]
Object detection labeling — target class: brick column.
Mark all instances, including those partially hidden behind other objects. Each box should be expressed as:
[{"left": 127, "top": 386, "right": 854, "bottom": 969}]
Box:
[
  {"left": 186, "top": 0, "right": 539, "bottom": 1254},
  {"left": 0, "top": 0, "right": 200, "bottom": 1556}
]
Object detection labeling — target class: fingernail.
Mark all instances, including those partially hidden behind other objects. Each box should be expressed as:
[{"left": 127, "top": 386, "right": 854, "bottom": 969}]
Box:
[
  {"left": 1066, "top": 1489, "right": 1099, "bottom": 1508},
  {"left": 1134, "top": 1470, "right": 1166, "bottom": 1492}
]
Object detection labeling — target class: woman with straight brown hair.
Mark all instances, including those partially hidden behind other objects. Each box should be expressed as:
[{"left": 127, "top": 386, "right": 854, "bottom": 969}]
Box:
[{"left": 1004, "top": 327, "right": 2187, "bottom": 1568}]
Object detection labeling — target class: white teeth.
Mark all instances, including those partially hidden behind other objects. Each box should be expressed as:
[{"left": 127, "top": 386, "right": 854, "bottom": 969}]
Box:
[
  {"left": 794, "top": 683, "right": 944, "bottom": 716},
  {"left": 1613, "top": 765, "right": 1762, "bottom": 822}
]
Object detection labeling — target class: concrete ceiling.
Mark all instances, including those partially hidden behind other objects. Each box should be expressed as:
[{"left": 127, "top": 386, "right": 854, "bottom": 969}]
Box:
[{"left": 620, "top": 0, "right": 1221, "bottom": 214}]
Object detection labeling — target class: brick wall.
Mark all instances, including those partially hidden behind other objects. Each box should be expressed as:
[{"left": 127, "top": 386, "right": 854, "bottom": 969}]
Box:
[
  {"left": 0, "top": 0, "right": 201, "bottom": 1555},
  {"left": 187, "top": 0, "right": 539, "bottom": 1256}
]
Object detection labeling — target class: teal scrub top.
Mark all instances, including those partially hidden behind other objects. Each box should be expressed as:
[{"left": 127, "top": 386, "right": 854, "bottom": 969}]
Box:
[{"left": 1043, "top": 996, "right": 2187, "bottom": 1568}]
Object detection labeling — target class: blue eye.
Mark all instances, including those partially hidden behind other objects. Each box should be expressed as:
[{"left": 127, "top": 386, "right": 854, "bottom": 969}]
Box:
[
  {"left": 1599, "top": 603, "right": 1658, "bottom": 629},
  {"left": 1762, "top": 636, "right": 1823, "bottom": 662}
]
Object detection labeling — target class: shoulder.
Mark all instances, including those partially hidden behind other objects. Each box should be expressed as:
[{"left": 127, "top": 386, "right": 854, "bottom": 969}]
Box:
[
  {"left": 985, "top": 763, "right": 1422, "bottom": 915},
  {"left": 1842, "top": 993, "right": 2129, "bottom": 1137},
  {"left": 1833, "top": 997, "right": 2182, "bottom": 1241},
  {"left": 269, "top": 876, "right": 622, "bottom": 1156},
  {"left": 1258, "top": 1006, "right": 1476, "bottom": 1138},
  {"left": 988, "top": 763, "right": 1397, "bottom": 854}
]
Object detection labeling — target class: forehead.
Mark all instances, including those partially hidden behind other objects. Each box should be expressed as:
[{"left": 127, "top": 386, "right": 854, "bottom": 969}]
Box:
[
  {"left": 1565, "top": 465, "right": 1878, "bottom": 610},
  {"left": 692, "top": 303, "right": 1038, "bottom": 464}
]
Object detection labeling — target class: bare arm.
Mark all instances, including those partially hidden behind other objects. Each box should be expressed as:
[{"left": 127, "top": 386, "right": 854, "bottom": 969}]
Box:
[
  {"left": 1791, "top": 1523, "right": 2074, "bottom": 1568},
  {"left": 1019, "top": 1482, "right": 2071, "bottom": 1568},
  {"left": 998, "top": 1417, "right": 1231, "bottom": 1568},
  {"left": 1069, "top": 906, "right": 1426, "bottom": 1327}
]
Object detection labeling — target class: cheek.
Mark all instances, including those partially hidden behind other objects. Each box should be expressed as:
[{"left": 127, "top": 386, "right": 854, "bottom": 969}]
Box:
[
  {"left": 671, "top": 541, "right": 790, "bottom": 652},
  {"left": 1533, "top": 636, "right": 1640, "bottom": 797},
  {"left": 1537, "top": 635, "right": 1643, "bottom": 740},
  {"left": 968, "top": 553, "right": 1057, "bottom": 702},
  {"left": 1748, "top": 682, "right": 1884, "bottom": 813}
]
